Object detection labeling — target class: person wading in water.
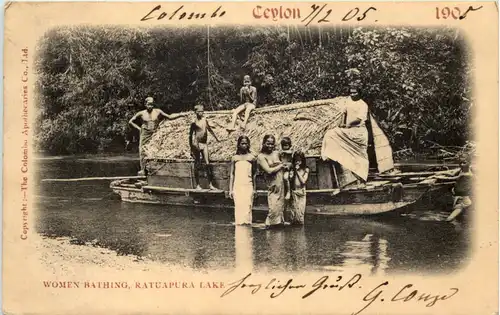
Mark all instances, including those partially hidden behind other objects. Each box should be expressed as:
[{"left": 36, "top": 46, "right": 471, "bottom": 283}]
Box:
[{"left": 129, "top": 97, "right": 183, "bottom": 175}]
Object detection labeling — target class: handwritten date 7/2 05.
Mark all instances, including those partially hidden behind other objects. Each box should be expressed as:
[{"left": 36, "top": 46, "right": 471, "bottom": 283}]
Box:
[{"left": 302, "top": 5, "right": 377, "bottom": 26}]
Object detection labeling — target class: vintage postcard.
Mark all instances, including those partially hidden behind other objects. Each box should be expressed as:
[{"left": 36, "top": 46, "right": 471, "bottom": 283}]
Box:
[{"left": 3, "top": 1, "right": 498, "bottom": 314}]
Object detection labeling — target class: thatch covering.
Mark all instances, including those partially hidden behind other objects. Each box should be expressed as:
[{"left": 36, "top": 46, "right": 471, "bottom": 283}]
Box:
[{"left": 144, "top": 97, "right": 354, "bottom": 161}]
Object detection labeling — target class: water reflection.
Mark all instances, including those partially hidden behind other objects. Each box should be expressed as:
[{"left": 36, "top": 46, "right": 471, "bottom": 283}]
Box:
[
  {"left": 235, "top": 226, "right": 253, "bottom": 272},
  {"left": 35, "top": 156, "right": 470, "bottom": 273}
]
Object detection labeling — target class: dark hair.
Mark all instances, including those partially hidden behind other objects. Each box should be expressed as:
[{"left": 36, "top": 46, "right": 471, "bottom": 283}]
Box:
[
  {"left": 292, "top": 150, "right": 307, "bottom": 170},
  {"left": 236, "top": 135, "right": 251, "bottom": 155},
  {"left": 281, "top": 136, "right": 292, "bottom": 147},
  {"left": 261, "top": 134, "right": 276, "bottom": 153}
]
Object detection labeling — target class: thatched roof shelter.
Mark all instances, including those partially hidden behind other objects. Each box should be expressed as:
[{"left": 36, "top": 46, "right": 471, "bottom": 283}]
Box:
[{"left": 143, "top": 98, "right": 350, "bottom": 161}]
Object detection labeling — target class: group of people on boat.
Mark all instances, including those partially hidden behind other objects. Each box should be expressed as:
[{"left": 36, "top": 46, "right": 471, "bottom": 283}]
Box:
[{"left": 128, "top": 74, "right": 472, "bottom": 225}]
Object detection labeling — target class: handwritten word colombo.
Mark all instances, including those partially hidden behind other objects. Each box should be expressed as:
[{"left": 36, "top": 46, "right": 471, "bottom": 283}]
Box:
[
  {"left": 141, "top": 5, "right": 225, "bottom": 21},
  {"left": 252, "top": 5, "right": 377, "bottom": 25}
]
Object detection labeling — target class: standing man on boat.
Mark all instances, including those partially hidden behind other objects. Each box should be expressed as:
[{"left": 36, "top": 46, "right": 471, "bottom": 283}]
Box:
[
  {"left": 226, "top": 75, "right": 257, "bottom": 131},
  {"left": 190, "top": 104, "right": 220, "bottom": 190},
  {"left": 321, "top": 85, "right": 369, "bottom": 188},
  {"left": 129, "top": 97, "right": 184, "bottom": 175}
]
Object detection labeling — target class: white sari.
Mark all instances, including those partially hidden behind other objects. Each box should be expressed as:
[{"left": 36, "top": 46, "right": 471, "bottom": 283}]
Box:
[{"left": 321, "top": 97, "right": 369, "bottom": 182}]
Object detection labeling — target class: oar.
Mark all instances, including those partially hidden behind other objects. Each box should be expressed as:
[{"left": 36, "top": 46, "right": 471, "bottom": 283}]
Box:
[{"left": 42, "top": 176, "right": 146, "bottom": 182}]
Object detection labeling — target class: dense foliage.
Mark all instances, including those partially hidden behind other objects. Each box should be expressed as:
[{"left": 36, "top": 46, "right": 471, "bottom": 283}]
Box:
[{"left": 35, "top": 26, "right": 471, "bottom": 155}]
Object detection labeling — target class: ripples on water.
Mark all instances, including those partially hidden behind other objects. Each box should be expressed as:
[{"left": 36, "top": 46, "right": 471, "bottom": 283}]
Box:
[{"left": 35, "top": 155, "right": 470, "bottom": 274}]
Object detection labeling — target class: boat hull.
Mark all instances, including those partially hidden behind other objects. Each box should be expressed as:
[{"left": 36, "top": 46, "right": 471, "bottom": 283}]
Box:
[{"left": 110, "top": 181, "right": 432, "bottom": 216}]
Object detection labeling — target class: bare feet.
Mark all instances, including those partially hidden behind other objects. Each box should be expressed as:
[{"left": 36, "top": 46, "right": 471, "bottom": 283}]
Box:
[
  {"left": 209, "top": 183, "right": 218, "bottom": 190},
  {"left": 195, "top": 185, "right": 202, "bottom": 190}
]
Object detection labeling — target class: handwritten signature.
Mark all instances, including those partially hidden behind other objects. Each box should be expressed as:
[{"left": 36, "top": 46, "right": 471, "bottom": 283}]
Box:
[
  {"left": 354, "top": 281, "right": 459, "bottom": 315},
  {"left": 221, "top": 273, "right": 459, "bottom": 315}
]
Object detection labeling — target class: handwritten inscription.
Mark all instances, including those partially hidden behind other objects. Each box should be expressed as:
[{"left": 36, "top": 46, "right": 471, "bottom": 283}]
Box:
[
  {"left": 141, "top": 5, "right": 226, "bottom": 21},
  {"left": 252, "top": 4, "right": 377, "bottom": 25},
  {"left": 435, "top": 5, "right": 483, "bottom": 20},
  {"left": 221, "top": 273, "right": 362, "bottom": 299},
  {"left": 221, "top": 274, "right": 459, "bottom": 314},
  {"left": 354, "top": 282, "right": 459, "bottom": 315}
]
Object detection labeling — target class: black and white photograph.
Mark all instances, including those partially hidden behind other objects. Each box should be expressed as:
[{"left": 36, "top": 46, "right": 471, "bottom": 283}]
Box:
[
  {"left": 2, "top": 2, "right": 497, "bottom": 315},
  {"left": 35, "top": 24, "right": 473, "bottom": 273}
]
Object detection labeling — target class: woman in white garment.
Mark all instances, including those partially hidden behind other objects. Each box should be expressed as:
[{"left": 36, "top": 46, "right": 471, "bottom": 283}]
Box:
[
  {"left": 321, "top": 86, "right": 369, "bottom": 187},
  {"left": 229, "top": 135, "right": 257, "bottom": 225}
]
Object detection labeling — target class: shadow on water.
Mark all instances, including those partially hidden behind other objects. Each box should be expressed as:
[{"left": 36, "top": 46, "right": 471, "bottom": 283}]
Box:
[{"left": 35, "top": 155, "right": 470, "bottom": 274}]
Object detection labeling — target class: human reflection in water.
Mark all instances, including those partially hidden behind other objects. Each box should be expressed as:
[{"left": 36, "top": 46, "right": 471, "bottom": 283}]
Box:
[
  {"left": 263, "top": 229, "right": 285, "bottom": 271},
  {"left": 340, "top": 234, "right": 390, "bottom": 275},
  {"left": 193, "top": 225, "right": 211, "bottom": 269},
  {"left": 263, "top": 226, "right": 307, "bottom": 271},
  {"left": 284, "top": 226, "right": 307, "bottom": 271},
  {"left": 234, "top": 226, "right": 254, "bottom": 272}
]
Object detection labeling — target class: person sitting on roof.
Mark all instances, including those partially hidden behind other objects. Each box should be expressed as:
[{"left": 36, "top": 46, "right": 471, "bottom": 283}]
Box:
[
  {"left": 226, "top": 75, "right": 257, "bottom": 131},
  {"left": 321, "top": 86, "right": 369, "bottom": 188},
  {"left": 129, "top": 97, "right": 184, "bottom": 175}
]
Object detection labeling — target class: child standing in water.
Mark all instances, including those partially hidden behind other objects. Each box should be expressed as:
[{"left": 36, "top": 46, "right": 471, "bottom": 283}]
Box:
[
  {"left": 446, "top": 159, "right": 473, "bottom": 221},
  {"left": 229, "top": 136, "right": 257, "bottom": 225},
  {"left": 279, "top": 137, "right": 294, "bottom": 200},
  {"left": 189, "top": 104, "right": 220, "bottom": 190},
  {"left": 431, "top": 157, "right": 473, "bottom": 222},
  {"left": 290, "top": 151, "right": 309, "bottom": 225},
  {"left": 227, "top": 75, "right": 257, "bottom": 131}
]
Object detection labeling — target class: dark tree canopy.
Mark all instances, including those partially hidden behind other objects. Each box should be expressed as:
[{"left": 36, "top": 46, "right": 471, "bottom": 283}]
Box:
[{"left": 35, "top": 26, "right": 471, "bottom": 156}]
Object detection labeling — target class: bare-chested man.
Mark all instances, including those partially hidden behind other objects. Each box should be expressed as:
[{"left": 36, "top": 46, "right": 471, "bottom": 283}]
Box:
[
  {"left": 129, "top": 97, "right": 183, "bottom": 174},
  {"left": 189, "top": 104, "right": 220, "bottom": 190}
]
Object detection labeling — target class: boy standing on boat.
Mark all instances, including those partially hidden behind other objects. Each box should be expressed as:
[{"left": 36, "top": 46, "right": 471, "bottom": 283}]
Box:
[
  {"left": 129, "top": 97, "right": 183, "bottom": 175},
  {"left": 226, "top": 75, "right": 257, "bottom": 131},
  {"left": 190, "top": 104, "right": 220, "bottom": 190}
]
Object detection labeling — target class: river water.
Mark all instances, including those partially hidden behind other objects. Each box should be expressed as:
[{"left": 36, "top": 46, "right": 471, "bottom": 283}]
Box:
[{"left": 35, "top": 155, "right": 470, "bottom": 274}]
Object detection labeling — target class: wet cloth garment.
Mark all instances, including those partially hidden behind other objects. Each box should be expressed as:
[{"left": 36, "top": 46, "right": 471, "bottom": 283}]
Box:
[
  {"left": 264, "top": 165, "right": 286, "bottom": 227},
  {"left": 290, "top": 188, "right": 306, "bottom": 224},
  {"left": 233, "top": 160, "right": 254, "bottom": 225},
  {"left": 321, "top": 98, "right": 369, "bottom": 183},
  {"left": 139, "top": 121, "right": 156, "bottom": 170},
  {"left": 454, "top": 172, "right": 473, "bottom": 196}
]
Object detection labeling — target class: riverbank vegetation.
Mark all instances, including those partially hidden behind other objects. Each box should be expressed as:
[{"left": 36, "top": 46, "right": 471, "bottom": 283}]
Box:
[{"left": 35, "top": 26, "right": 472, "bottom": 158}]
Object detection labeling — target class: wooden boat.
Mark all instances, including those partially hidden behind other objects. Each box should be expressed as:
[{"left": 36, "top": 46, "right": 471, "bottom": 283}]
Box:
[
  {"left": 110, "top": 98, "right": 458, "bottom": 216},
  {"left": 110, "top": 159, "right": 456, "bottom": 216}
]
